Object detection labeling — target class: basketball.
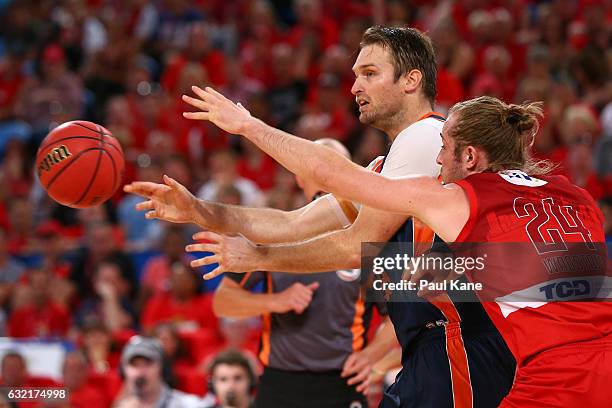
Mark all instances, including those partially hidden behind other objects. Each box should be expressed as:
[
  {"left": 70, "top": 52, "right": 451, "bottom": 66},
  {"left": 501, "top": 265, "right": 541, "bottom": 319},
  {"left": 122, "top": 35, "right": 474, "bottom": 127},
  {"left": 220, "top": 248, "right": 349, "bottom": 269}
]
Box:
[{"left": 36, "top": 120, "right": 125, "bottom": 208}]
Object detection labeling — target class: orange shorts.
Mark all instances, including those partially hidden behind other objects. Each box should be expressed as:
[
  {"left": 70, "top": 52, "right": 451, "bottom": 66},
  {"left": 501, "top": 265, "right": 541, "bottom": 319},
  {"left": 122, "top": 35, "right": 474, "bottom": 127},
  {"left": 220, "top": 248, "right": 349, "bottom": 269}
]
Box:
[{"left": 500, "top": 337, "right": 612, "bottom": 408}]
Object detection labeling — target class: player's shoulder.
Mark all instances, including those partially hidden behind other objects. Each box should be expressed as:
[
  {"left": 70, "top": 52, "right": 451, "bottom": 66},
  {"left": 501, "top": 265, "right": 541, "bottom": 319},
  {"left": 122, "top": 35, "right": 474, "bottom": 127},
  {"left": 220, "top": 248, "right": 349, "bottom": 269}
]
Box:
[{"left": 399, "top": 118, "right": 444, "bottom": 137}]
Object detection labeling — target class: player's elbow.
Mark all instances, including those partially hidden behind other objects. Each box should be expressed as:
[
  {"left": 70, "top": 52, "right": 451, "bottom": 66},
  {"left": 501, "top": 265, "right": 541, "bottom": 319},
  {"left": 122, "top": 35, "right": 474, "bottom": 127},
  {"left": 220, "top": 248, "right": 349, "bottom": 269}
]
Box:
[
  {"left": 340, "top": 236, "right": 362, "bottom": 269},
  {"left": 311, "top": 156, "right": 345, "bottom": 197}
]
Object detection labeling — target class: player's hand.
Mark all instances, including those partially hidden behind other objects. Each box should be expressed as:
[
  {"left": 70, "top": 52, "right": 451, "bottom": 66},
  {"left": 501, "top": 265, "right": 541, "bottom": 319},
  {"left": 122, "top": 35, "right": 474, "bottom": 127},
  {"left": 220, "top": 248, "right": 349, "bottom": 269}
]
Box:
[
  {"left": 186, "top": 231, "right": 261, "bottom": 279},
  {"left": 341, "top": 349, "right": 374, "bottom": 394},
  {"left": 182, "top": 86, "right": 255, "bottom": 136},
  {"left": 124, "top": 175, "right": 197, "bottom": 224},
  {"left": 270, "top": 282, "right": 319, "bottom": 314}
]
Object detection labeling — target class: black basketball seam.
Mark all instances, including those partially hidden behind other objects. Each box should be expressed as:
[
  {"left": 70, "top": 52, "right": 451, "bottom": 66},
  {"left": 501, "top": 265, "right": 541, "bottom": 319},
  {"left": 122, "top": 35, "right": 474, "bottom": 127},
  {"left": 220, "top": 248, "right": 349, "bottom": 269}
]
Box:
[
  {"left": 105, "top": 148, "right": 119, "bottom": 194},
  {"left": 74, "top": 122, "right": 112, "bottom": 137},
  {"left": 38, "top": 135, "right": 122, "bottom": 155},
  {"left": 45, "top": 147, "right": 106, "bottom": 191},
  {"left": 73, "top": 148, "right": 103, "bottom": 206}
]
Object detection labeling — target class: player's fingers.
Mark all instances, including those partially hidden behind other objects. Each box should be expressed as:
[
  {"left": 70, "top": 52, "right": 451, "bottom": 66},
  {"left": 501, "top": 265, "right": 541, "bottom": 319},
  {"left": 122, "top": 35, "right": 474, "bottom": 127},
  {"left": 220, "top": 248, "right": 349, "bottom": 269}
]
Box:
[
  {"left": 190, "top": 255, "right": 221, "bottom": 268},
  {"left": 192, "top": 231, "right": 222, "bottom": 243},
  {"left": 183, "top": 111, "right": 210, "bottom": 121},
  {"left": 356, "top": 379, "right": 370, "bottom": 394},
  {"left": 307, "top": 282, "right": 320, "bottom": 291},
  {"left": 294, "top": 291, "right": 311, "bottom": 305},
  {"left": 203, "top": 266, "right": 224, "bottom": 280},
  {"left": 162, "top": 175, "right": 184, "bottom": 192},
  {"left": 186, "top": 243, "right": 220, "bottom": 254},
  {"left": 205, "top": 86, "right": 228, "bottom": 101},
  {"left": 192, "top": 85, "right": 215, "bottom": 101},
  {"left": 182, "top": 94, "right": 210, "bottom": 111},
  {"left": 135, "top": 200, "right": 155, "bottom": 212},
  {"left": 145, "top": 210, "right": 160, "bottom": 220},
  {"left": 124, "top": 181, "right": 161, "bottom": 197},
  {"left": 346, "top": 369, "right": 369, "bottom": 386},
  {"left": 341, "top": 355, "right": 357, "bottom": 377}
]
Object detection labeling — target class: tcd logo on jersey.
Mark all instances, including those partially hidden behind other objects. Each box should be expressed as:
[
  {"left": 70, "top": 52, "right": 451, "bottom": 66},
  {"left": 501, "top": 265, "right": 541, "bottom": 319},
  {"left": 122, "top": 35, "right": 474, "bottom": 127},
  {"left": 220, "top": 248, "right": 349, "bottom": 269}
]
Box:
[{"left": 499, "top": 170, "right": 548, "bottom": 187}]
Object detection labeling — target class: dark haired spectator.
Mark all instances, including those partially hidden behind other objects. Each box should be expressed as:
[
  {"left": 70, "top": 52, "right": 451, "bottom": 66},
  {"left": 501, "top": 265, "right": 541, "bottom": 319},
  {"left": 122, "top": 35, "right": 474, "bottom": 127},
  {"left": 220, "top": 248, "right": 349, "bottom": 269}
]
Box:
[
  {"left": 14, "top": 44, "right": 84, "bottom": 142},
  {"left": 81, "top": 320, "right": 121, "bottom": 374},
  {"left": 0, "top": 352, "right": 27, "bottom": 388},
  {"left": 207, "top": 349, "right": 257, "bottom": 408},
  {"left": 74, "top": 259, "right": 137, "bottom": 334},
  {"left": 266, "top": 43, "right": 309, "bottom": 131},
  {"left": 69, "top": 221, "right": 137, "bottom": 300}
]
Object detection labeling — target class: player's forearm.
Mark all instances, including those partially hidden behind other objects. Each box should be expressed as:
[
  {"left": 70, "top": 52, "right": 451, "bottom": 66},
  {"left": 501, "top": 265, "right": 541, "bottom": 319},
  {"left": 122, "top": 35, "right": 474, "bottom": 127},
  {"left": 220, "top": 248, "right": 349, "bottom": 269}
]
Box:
[
  {"left": 252, "top": 228, "right": 361, "bottom": 273},
  {"left": 193, "top": 196, "right": 344, "bottom": 244},
  {"left": 242, "top": 119, "right": 359, "bottom": 199},
  {"left": 213, "top": 284, "right": 278, "bottom": 318},
  {"left": 373, "top": 347, "right": 402, "bottom": 376},
  {"left": 363, "top": 317, "right": 398, "bottom": 362},
  {"left": 192, "top": 199, "right": 294, "bottom": 243}
]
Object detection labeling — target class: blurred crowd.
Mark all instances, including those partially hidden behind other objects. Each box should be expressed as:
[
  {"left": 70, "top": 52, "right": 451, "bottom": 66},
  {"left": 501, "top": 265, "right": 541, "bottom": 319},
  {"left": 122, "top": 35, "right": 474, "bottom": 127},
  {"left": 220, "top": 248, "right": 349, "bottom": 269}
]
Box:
[{"left": 0, "top": 0, "right": 611, "bottom": 406}]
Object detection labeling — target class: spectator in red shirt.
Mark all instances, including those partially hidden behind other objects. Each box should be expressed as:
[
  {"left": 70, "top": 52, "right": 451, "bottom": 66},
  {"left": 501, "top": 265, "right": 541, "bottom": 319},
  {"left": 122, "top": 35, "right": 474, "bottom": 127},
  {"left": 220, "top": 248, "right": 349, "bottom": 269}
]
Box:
[
  {"left": 62, "top": 352, "right": 107, "bottom": 408},
  {"left": 162, "top": 23, "right": 226, "bottom": 94},
  {"left": 296, "top": 73, "right": 356, "bottom": 141},
  {"left": 470, "top": 45, "right": 515, "bottom": 102},
  {"left": 236, "top": 140, "right": 278, "bottom": 191},
  {"left": 0, "top": 48, "right": 27, "bottom": 121},
  {"left": 8, "top": 268, "right": 70, "bottom": 338},
  {"left": 81, "top": 321, "right": 122, "bottom": 374},
  {"left": 142, "top": 262, "right": 217, "bottom": 335},
  {"left": 287, "top": 0, "right": 339, "bottom": 52}
]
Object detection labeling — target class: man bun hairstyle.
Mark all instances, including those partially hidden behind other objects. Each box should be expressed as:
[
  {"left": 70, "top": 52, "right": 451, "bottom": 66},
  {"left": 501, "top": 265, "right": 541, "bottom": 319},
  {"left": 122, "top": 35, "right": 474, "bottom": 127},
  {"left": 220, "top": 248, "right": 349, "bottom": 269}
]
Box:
[{"left": 449, "top": 96, "right": 555, "bottom": 175}]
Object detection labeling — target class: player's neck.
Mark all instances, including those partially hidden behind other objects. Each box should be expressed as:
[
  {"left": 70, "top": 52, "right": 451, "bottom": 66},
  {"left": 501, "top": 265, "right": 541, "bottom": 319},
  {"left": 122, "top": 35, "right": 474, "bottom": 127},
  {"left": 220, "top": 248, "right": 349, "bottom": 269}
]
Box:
[{"left": 386, "top": 99, "right": 435, "bottom": 141}]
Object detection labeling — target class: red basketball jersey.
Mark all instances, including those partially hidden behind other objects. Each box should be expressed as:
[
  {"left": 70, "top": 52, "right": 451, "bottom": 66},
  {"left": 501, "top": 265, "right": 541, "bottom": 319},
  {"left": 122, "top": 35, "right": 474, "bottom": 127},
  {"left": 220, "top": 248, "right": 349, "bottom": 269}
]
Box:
[{"left": 454, "top": 170, "right": 612, "bottom": 365}]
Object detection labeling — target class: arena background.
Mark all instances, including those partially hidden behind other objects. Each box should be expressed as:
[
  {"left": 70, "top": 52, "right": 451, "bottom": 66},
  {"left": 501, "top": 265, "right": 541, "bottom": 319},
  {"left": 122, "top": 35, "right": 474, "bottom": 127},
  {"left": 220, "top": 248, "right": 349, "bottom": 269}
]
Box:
[{"left": 0, "top": 0, "right": 610, "bottom": 406}]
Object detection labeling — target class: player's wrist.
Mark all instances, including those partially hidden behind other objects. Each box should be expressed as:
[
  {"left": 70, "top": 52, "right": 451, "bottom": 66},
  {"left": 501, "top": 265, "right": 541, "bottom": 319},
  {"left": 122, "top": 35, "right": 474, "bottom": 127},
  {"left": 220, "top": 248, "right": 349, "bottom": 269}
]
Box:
[
  {"left": 265, "top": 293, "right": 282, "bottom": 313},
  {"left": 241, "top": 117, "right": 265, "bottom": 139}
]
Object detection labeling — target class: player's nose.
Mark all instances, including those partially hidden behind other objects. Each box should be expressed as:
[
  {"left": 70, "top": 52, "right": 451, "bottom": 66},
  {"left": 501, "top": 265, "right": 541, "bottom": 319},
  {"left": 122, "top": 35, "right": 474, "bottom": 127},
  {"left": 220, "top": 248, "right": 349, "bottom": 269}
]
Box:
[{"left": 350, "top": 78, "right": 362, "bottom": 96}]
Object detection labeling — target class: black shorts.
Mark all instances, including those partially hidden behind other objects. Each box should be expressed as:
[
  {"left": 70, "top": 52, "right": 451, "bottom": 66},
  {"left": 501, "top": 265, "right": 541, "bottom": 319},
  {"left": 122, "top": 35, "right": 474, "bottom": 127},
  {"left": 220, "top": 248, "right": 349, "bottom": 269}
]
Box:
[
  {"left": 381, "top": 328, "right": 515, "bottom": 408},
  {"left": 255, "top": 367, "right": 368, "bottom": 408}
]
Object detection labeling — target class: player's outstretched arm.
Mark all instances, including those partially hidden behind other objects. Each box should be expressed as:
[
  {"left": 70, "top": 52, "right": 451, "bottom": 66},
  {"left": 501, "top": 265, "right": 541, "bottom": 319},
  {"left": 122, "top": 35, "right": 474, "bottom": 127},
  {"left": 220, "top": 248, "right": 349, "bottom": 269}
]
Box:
[
  {"left": 182, "top": 86, "right": 468, "bottom": 240},
  {"left": 124, "top": 177, "right": 350, "bottom": 244}
]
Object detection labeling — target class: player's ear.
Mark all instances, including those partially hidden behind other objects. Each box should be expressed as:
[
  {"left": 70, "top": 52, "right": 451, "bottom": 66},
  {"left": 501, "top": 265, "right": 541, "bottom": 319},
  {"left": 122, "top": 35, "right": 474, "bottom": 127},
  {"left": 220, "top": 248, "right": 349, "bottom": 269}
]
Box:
[
  {"left": 463, "top": 146, "right": 478, "bottom": 171},
  {"left": 403, "top": 69, "right": 423, "bottom": 94}
]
